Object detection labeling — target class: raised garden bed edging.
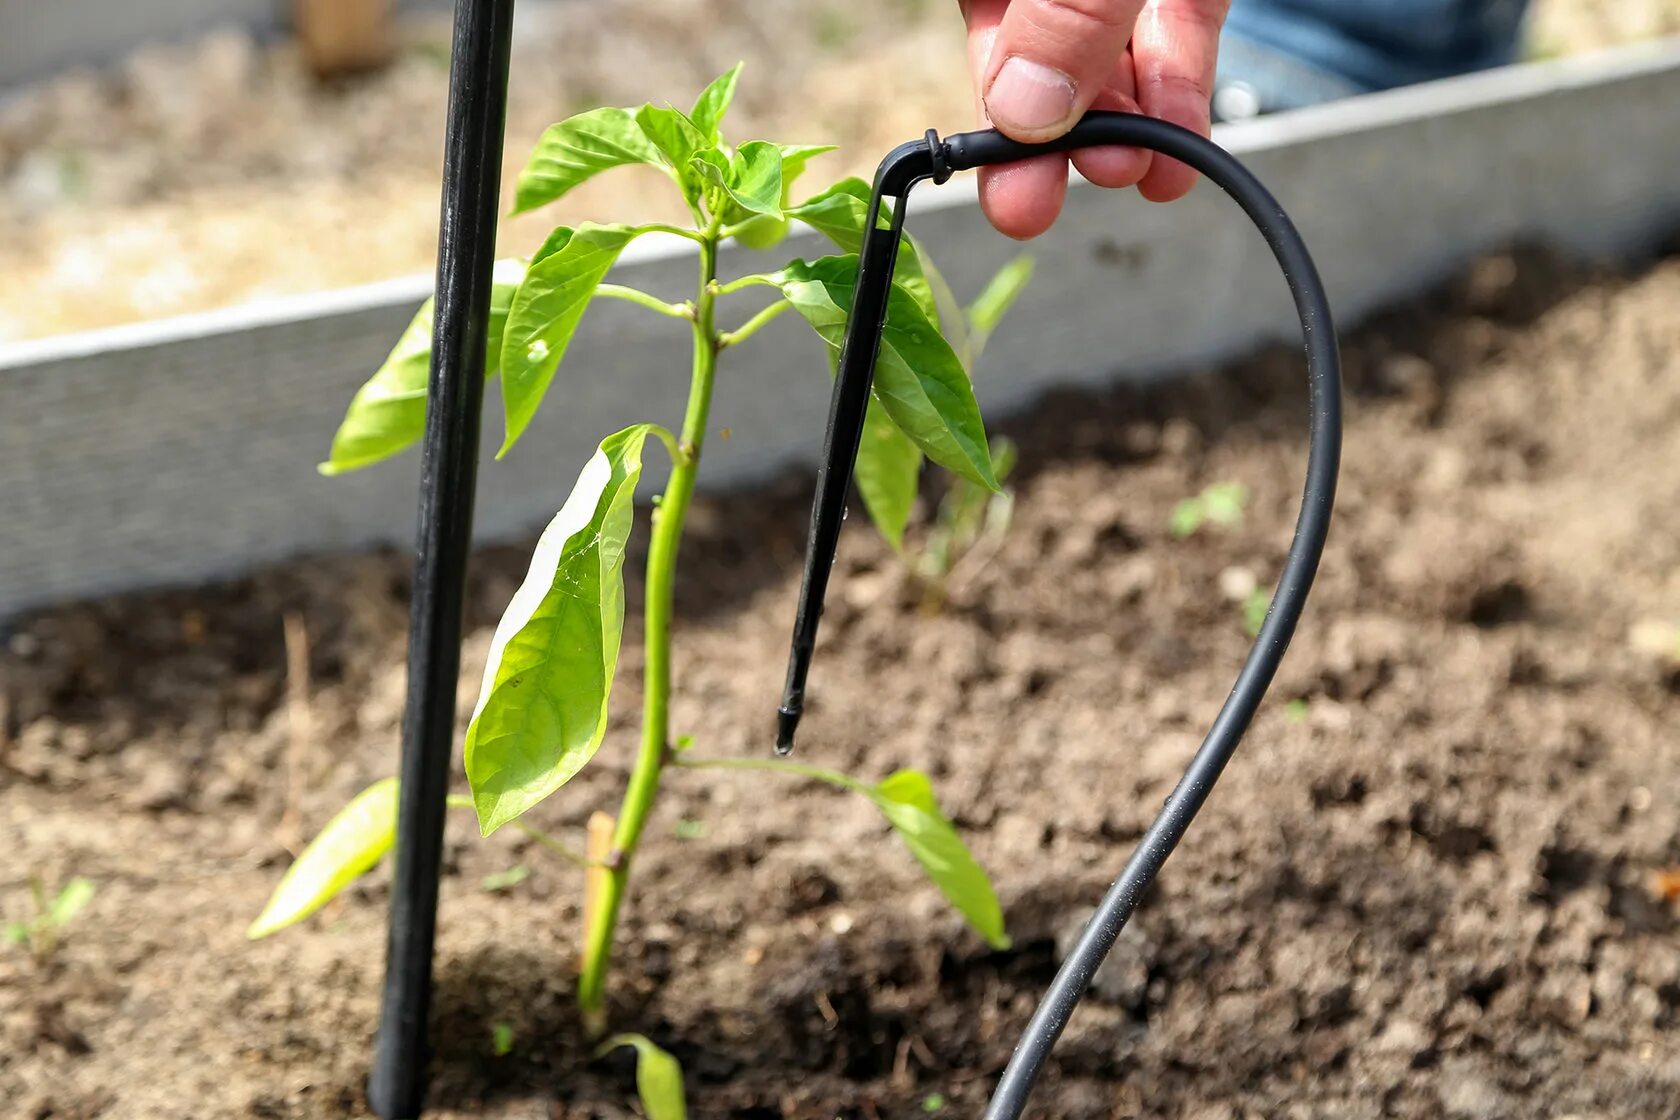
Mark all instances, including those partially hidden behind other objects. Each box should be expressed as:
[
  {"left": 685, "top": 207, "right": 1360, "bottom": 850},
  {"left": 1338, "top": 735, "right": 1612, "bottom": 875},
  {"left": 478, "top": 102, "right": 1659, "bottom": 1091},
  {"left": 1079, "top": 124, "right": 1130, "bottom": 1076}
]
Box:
[{"left": 1, "top": 39, "right": 1677, "bottom": 622}]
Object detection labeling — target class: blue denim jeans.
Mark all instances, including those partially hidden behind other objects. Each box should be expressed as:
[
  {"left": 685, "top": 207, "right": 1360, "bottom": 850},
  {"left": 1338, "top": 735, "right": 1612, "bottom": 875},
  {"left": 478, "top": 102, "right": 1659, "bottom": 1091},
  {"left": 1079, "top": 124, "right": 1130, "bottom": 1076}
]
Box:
[{"left": 1215, "top": 0, "right": 1531, "bottom": 117}]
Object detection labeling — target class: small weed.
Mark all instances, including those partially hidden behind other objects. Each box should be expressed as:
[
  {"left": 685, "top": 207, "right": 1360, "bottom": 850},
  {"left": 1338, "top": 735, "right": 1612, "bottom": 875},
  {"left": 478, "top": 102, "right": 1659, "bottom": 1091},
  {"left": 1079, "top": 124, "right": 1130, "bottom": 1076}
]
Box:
[
  {"left": 481, "top": 865, "right": 531, "bottom": 892},
  {"left": 4, "top": 875, "right": 94, "bottom": 962},
  {"left": 1171, "top": 481, "right": 1248, "bottom": 538}
]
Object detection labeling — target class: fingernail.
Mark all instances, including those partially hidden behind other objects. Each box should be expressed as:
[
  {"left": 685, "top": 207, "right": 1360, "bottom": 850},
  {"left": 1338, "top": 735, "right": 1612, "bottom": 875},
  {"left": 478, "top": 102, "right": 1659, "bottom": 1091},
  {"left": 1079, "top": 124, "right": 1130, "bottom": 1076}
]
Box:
[{"left": 985, "top": 56, "right": 1077, "bottom": 137}]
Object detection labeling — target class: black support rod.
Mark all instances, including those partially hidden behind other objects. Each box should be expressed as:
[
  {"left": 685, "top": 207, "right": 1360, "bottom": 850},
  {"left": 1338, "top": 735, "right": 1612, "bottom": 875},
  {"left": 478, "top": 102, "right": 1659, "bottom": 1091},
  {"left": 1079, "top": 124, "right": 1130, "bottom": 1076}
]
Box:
[{"left": 368, "top": 1, "right": 516, "bottom": 1116}]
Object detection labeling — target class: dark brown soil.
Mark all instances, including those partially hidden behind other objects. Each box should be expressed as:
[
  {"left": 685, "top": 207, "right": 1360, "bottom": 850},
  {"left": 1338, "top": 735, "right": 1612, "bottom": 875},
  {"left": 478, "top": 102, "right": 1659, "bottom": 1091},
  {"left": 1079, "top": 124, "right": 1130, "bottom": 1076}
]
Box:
[{"left": 4, "top": 247, "right": 1680, "bottom": 1119}]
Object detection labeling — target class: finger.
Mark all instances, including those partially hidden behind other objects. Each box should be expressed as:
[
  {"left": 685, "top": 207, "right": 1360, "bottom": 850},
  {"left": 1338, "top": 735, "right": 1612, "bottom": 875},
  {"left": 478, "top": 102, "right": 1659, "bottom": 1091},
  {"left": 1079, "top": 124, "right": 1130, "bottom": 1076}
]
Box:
[
  {"left": 1069, "top": 48, "right": 1153, "bottom": 189},
  {"left": 1133, "top": 0, "right": 1229, "bottom": 201},
  {"left": 965, "top": 2, "right": 1070, "bottom": 239},
  {"left": 979, "top": 155, "right": 1070, "bottom": 240},
  {"left": 981, "top": 0, "right": 1149, "bottom": 143}
]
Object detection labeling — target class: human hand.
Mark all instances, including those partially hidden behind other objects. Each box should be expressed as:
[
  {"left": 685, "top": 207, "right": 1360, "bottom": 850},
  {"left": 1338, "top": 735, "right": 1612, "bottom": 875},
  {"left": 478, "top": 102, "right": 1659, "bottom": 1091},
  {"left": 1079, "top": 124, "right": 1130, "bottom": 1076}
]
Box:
[{"left": 959, "top": 0, "right": 1230, "bottom": 238}]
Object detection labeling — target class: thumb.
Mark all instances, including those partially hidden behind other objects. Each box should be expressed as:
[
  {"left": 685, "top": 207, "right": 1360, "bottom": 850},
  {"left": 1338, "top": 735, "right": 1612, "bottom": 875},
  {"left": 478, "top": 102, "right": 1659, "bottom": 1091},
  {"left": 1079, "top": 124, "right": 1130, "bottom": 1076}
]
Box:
[{"left": 981, "top": 0, "right": 1148, "bottom": 142}]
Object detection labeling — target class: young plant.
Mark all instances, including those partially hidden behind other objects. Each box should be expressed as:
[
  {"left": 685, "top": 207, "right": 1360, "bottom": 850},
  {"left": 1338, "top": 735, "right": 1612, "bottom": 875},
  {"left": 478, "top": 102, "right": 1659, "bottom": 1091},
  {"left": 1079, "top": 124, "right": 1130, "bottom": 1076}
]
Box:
[
  {"left": 254, "top": 66, "right": 1010, "bottom": 1059},
  {"left": 4, "top": 874, "right": 94, "bottom": 963},
  {"left": 911, "top": 257, "right": 1033, "bottom": 602},
  {"left": 1170, "top": 480, "right": 1248, "bottom": 538}
]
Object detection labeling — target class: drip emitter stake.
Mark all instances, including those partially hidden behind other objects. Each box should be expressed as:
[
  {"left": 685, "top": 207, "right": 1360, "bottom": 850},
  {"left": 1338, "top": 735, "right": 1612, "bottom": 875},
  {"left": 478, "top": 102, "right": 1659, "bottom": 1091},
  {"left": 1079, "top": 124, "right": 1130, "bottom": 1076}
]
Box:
[{"left": 775, "top": 112, "right": 1343, "bottom": 1118}]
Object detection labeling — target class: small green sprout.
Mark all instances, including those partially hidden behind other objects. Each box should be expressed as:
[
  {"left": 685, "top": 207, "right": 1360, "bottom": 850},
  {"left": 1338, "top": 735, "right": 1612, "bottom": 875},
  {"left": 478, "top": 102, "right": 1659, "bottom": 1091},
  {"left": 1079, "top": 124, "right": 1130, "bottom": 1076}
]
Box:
[
  {"left": 598, "top": 1035, "right": 686, "bottom": 1120},
  {"left": 922, "top": 1092, "right": 948, "bottom": 1112},
  {"left": 912, "top": 255, "right": 1034, "bottom": 597},
  {"left": 1242, "top": 587, "right": 1271, "bottom": 637},
  {"left": 673, "top": 819, "right": 706, "bottom": 840},
  {"left": 4, "top": 875, "right": 94, "bottom": 962},
  {"left": 1283, "top": 698, "right": 1310, "bottom": 724},
  {"left": 482, "top": 865, "right": 531, "bottom": 892},
  {"left": 1171, "top": 481, "right": 1248, "bottom": 538},
  {"left": 491, "top": 1022, "right": 516, "bottom": 1057}
]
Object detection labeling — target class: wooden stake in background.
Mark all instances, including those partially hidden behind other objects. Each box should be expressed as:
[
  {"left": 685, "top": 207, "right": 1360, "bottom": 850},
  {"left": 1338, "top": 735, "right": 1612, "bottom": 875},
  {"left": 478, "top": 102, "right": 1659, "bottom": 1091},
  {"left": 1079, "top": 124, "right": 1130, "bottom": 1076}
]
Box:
[{"left": 293, "top": 0, "right": 395, "bottom": 78}]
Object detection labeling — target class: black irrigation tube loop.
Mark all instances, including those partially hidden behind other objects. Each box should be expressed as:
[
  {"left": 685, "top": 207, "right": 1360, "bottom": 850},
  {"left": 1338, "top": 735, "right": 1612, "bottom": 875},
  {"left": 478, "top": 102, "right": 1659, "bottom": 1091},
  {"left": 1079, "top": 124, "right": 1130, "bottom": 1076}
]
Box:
[{"left": 776, "top": 112, "right": 1344, "bottom": 1119}]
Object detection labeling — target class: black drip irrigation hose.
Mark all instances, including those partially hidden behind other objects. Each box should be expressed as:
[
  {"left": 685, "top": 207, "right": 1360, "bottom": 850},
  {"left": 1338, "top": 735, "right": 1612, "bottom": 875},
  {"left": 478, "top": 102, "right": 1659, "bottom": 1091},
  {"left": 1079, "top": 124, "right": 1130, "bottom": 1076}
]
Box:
[{"left": 776, "top": 112, "right": 1344, "bottom": 1119}]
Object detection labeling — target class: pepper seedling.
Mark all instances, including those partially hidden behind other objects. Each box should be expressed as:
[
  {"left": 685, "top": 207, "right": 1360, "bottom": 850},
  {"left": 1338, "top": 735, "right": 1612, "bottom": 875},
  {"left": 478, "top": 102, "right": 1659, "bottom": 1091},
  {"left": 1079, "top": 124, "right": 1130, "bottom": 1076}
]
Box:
[
  {"left": 4, "top": 874, "right": 94, "bottom": 963},
  {"left": 252, "top": 66, "right": 1012, "bottom": 1061}
]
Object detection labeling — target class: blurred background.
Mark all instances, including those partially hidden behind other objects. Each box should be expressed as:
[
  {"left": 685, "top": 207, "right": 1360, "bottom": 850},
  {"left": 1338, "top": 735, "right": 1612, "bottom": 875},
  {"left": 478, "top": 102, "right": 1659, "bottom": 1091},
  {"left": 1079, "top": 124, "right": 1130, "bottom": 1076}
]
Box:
[
  {"left": 0, "top": 0, "right": 1675, "bottom": 340},
  {"left": 3, "top": 3, "right": 1678, "bottom": 1118}
]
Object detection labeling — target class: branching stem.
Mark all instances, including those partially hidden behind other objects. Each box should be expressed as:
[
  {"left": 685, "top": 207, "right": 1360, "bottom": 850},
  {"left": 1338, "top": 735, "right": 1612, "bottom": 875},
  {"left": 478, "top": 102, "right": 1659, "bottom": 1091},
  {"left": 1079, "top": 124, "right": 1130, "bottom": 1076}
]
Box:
[
  {"left": 576, "top": 213, "right": 726, "bottom": 1034},
  {"left": 594, "top": 284, "right": 693, "bottom": 320},
  {"left": 718, "top": 299, "right": 792, "bottom": 348}
]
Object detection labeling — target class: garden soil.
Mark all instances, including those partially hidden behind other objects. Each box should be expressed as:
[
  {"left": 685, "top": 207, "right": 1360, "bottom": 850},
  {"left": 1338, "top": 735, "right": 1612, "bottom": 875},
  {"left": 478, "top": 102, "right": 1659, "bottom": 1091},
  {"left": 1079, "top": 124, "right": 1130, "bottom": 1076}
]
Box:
[{"left": 3, "top": 248, "right": 1679, "bottom": 1118}]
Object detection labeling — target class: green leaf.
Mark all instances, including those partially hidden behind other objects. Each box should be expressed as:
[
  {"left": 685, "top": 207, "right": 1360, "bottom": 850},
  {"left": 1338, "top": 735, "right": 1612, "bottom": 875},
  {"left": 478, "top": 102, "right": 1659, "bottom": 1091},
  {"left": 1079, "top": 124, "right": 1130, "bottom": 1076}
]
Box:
[
  {"left": 498, "top": 224, "right": 645, "bottom": 455},
  {"left": 1243, "top": 587, "right": 1271, "bottom": 637},
  {"left": 2, "top": 922, "right": 28, "bottom": 945},
  {"left": 777, "top": 144, "right": 838, "bottom": 193},
  {"left": 854, "top": 399, "right": 922, "bottom": 550},
  {"left": 775, "top": 256, "right": 996, "bottom": 489},
  {"left": 465, "top": 425, "right": 661, "bottom": 833},
  {"left": 691, "top": 140, "right": 783, "bottom": 220},
  {"left": 49, "top": 878, "right": 94, "bottom": 927},
  {"left": 966, "top": 255, "right": 1034, "bottom": 359},
  {"left": 728, "top": 145, "right": 836, "bottom": 249},
  {"left": 1202, "top": 481, "right": 1248, "bottom": 526},
  {"left": 870, "top": 770, "right": 1010, "bottom": 950},
  {"left": 688, "top": 64, "right": 742, "bottom": 142},
  {"left": 512, "top": 106, "right": 665, "bottom": 215},
  {"left": 785, "top": 178, "right": 936, "bottom": 322},
  {"left": 481, "top": 865, "right": 531, "bottom": 892},
  {"left": 248, "top": 779, "right": 399, "bottom": 939},
  {"left": 322, "top": 259, "right": 526, "bottom": 475},
  {"left": 634, "top": 103, "right": 712, "bottom": 207},
  {"left": 599, "top": 1035, "right": 687, "bottom": 1120},
  {"left": 1169, "top": 498, "right": 1204, "bottom": 538},
  {"left": 491, "top": 1022, "right": 516, "bottom": 1056}
]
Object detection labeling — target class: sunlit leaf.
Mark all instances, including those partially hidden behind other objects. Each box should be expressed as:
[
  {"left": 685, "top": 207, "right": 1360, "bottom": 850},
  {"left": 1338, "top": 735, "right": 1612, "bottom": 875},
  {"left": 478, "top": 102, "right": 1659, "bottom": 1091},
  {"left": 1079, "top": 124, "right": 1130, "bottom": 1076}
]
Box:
[
  {"left": 784, "top": 178, "right": 935, "bottom": 321},
  {"left": 871, "top": 770, "right": 1009, "bottom": 950},
  {"left": 512, "top": 106, "right": 665, "bottom": 215},
  {"left": 322, "top": 259, "right": 526, "bottom": 475},
  {"left": 599, "top": 1035, "right": 687, "bottom": 1120},
  {"left": 775, "top": 255, "right": 996, "bottom": 489},
  {"left": 728, "top": 144, "right": 837, "bottom": 249},
  {"left": 248, "top": 779, "right": 398, "bottom": 939},
  {"left": 966, "top": 255, "right": 1034, "bottom": 358},
  {"left": 49, "top": 878, "right": 94, "bottom": 927},
  {"left": 777, "top": 144, "right": 837, "bottom": 193},
  {"left": 464, "top": 425, "right": 662, "bottom": 833},
  {"left": 690, "top": 140, "right": 783, "bottom": 220},
  {"left": 498, "top": 225, "right": 646, "bottom": 455},
  {"left": 688, "top": 63, "right": 743, "bottom": 142},
  {"left": 854, "top": 399, "right": 922, "bottom": 550},
  {"left": 635, "top": 103, "right": 712, "bottom": 207}
]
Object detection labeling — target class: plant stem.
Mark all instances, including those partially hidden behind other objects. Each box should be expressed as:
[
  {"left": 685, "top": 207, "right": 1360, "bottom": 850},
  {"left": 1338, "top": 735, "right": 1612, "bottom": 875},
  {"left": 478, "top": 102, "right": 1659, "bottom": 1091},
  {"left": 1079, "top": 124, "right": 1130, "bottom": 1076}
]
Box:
[
  {"left": 672, "top": 753, "right": 870, "bottom": 795},
  {"left": 595, "top": 284, "right": 693, "bottom": 320},
  {"left": 718, "top": 299, "right": 792, "bottom": 348},
  {"left": 576, "top": 217, "right": 723, "bottom": 1033},
  {"left": 445, "top": 793, "right": 590, "bottom": 867}
]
